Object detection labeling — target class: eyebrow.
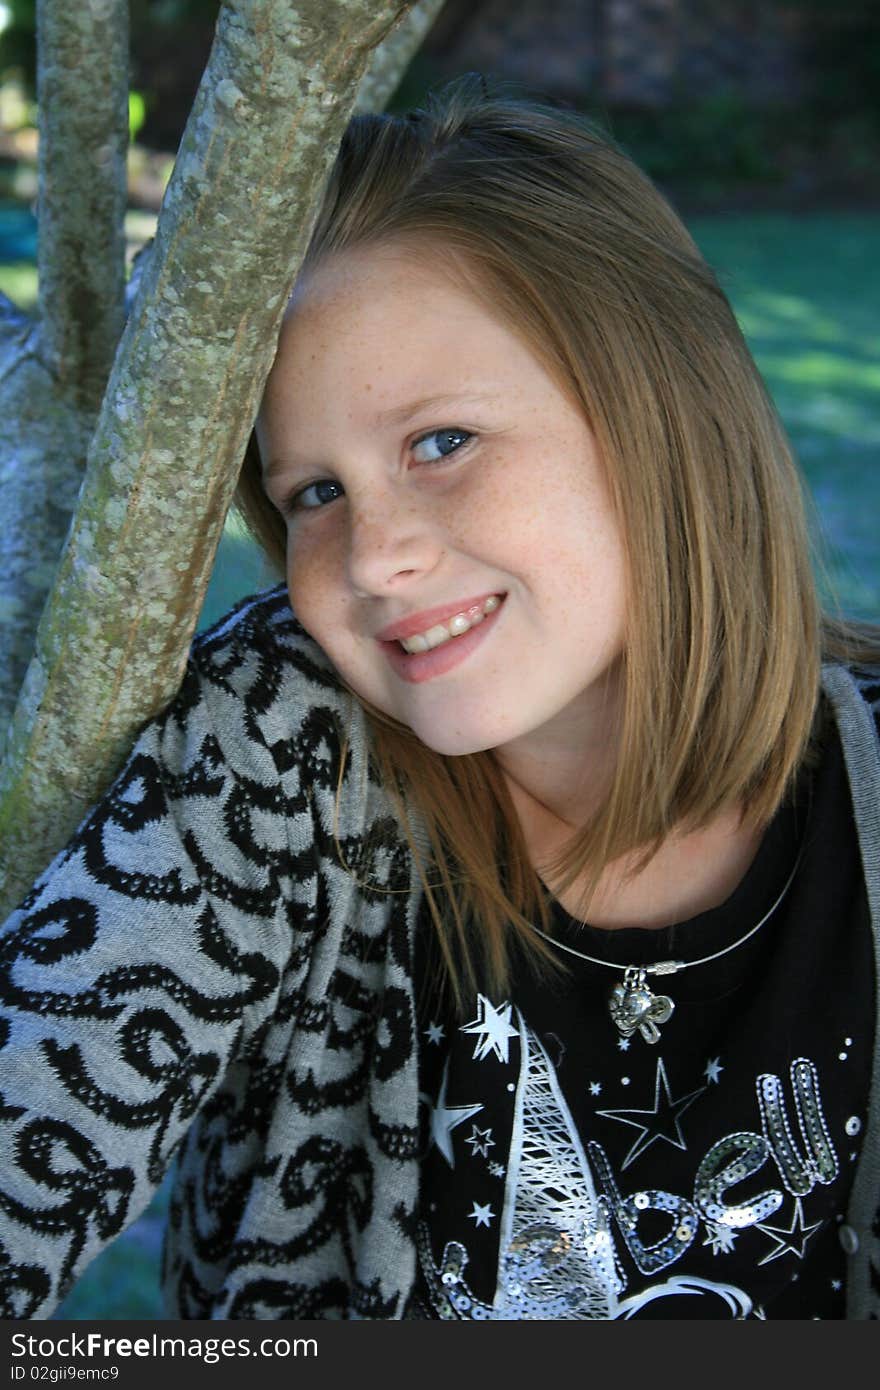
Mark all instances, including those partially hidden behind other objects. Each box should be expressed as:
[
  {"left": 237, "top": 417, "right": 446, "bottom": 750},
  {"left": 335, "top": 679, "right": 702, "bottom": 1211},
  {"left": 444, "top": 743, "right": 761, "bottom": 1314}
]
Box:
[{"left": 373, "top": 390, "right": 503, "bottom": 427}]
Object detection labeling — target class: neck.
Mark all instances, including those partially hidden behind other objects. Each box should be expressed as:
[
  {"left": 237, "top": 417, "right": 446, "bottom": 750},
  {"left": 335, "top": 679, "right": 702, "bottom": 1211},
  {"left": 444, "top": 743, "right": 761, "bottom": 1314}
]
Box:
[
  {"left": 581, "top": 811, "right": 765, "bottom": 929},
  {"left": 492, "top": 674, "right": 621, "bottom": 832},
  {"left": 501, "top": 771, "right": 763, "bottom": 931},
  {"left": 490, "top": 667, "right": 764, "bottom": 930}
]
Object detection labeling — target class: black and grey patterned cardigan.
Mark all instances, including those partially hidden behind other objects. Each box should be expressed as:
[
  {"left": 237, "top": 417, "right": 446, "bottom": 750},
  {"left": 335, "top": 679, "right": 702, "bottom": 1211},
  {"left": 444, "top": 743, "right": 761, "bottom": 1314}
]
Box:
[{"left": 1, "top": 589, "right": 878, "bottom": 1320}]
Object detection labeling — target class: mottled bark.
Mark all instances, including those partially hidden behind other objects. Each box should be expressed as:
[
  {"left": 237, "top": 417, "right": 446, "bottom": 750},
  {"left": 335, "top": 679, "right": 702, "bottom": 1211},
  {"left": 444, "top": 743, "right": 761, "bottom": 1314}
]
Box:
[
  {"left": 0, "top": 1, "right": 129, "bottom": 735},
  {"left": 0, "top": 301, "right": 91, "bottom": 669},
  {"left": 354, "top": 0, "right": 446, "bottom": 111},
  {"left": 36, "top": 0, "right": 129, "bottom": 408},
  {"left": 0, "top": 0, "right": 425, "bottom": 918}
]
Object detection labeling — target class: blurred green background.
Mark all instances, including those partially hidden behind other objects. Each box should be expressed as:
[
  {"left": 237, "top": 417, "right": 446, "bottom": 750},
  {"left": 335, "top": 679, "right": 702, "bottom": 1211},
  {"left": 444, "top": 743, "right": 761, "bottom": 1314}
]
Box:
[{"left": 0, "top": 0, "right": 877, "bottom": 1319}]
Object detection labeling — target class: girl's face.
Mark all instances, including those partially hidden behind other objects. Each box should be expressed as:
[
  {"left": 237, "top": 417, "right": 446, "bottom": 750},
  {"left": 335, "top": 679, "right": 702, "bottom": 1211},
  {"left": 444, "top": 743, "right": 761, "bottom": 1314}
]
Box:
[{"left": 257, "top": 240, "right": 626, "bottom": 762}]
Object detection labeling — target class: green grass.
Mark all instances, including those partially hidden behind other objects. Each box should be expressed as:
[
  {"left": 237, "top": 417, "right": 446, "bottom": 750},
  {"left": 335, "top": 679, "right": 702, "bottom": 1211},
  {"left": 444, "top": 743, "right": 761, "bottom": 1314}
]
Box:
[
  {"left": 689, "top": 214, "right": 880, "bottom": 619},
  {"left": 15, "top": 211, "right": 878, "bottom": 1320}
]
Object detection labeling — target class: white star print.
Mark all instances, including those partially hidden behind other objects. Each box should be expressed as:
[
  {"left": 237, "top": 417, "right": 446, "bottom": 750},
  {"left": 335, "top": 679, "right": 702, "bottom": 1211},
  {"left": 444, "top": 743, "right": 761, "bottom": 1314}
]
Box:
[
  {"left": 704, "top": 1057, "right": 723, "bottom": 1083},
  {"left": 460, "top": 995, "right": 519, "bottom": 1064},
  {"left": 756, "top": 1197, "right": 823, "bottom": 1266},
  {"left": 617, "top": 1038, "right": 631, "bottom": 1052},
  {"left": 424, "top": 1022, "right": 445, "bottom": 1045},
  {"left": 465, "top": 1124, "right": 495, "bottom": 1157},
  {"left": 597, "top": 1056, "right": 704, "bottom": 1168},
  {"left": 589, "top": 1081, "right": 602, "bottom": 1096},
  {"left": 702, "top": 1221, "right": 738, "bottom": 1255},
  {"left": 831, "top": 1278, "right": 842, "bottom": 1291},
  {"left": 467, "top": 1201, "right": 495, "bottom": 1228},
  {"left": 429, "top": 1059, "right": 483, "bottom": 1167},
  {"left": 488, "top": 1161, "right": 505, "bottom": 1178}
]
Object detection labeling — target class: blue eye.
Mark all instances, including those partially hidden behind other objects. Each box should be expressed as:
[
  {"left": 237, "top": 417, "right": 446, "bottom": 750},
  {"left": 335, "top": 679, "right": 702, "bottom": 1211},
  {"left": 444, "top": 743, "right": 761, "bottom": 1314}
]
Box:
[
  {"left": 411, "top": 428, "right": 472, "bottom": 463},
  {"left": 291, "top": 478, "right": 345, "bottom": 511}
]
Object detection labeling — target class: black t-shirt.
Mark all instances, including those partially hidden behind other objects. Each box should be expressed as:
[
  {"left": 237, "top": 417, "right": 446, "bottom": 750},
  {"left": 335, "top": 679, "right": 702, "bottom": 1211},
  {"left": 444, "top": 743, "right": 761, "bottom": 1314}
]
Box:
[{"left": 409, "top": 701, "right": 874, "bottom": 1319}]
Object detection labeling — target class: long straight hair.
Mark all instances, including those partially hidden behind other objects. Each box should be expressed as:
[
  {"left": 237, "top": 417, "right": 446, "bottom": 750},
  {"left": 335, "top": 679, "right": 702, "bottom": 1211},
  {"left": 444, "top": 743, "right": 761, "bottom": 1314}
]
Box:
[{"left": 236, "top": 77, "right": 880, "bottom": 1006}]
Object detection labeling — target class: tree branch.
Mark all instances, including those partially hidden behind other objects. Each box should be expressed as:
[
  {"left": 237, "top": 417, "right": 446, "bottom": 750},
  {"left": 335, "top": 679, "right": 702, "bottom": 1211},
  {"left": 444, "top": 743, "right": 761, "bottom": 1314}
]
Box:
[
  {"left": 355, "top": 0, "right": 446, "bottom": 112},
  {"left": 0, "top": 0, "right": 425, "bottom": 917},
  {"left": 36, "top": 0, "right": 129, "bottom": 411},
  {"left": 0, "top": 3, "right": 131, "bottom": 735}
]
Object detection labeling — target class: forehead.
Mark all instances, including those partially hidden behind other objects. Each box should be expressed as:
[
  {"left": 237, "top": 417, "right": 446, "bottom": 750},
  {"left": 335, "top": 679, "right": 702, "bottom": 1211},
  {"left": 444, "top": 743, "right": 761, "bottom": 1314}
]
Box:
[
  {"left": 281, "top": 240, "right": 506, "bottom": 361},
  {"left": 262, "top": 241, "right": 558, "bottom": 422},
  {"left": 289, "top": 236, "right": 486, "bottom": 318}
]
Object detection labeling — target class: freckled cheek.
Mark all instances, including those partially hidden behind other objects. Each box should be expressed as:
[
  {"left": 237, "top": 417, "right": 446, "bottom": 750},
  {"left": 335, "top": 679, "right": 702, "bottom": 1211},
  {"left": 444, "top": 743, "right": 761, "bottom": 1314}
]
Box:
[
  {"left": 285, "top": 528, "right": 348, "bottom": 635},
  {"left": 436, "top": 465, "right": 536, "bottom": 556}
]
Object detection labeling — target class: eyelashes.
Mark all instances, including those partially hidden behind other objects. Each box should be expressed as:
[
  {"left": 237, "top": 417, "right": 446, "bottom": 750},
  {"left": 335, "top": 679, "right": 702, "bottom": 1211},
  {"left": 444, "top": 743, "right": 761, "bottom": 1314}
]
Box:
[
  {"left": 284, "top": 427, "right": 475, "bottom": 514},
  {"left": 289, "top": 478, "right": 345, "bottom": 511},
  {"left": 411, "top": 428, "right": 473, "bottom": 464}
]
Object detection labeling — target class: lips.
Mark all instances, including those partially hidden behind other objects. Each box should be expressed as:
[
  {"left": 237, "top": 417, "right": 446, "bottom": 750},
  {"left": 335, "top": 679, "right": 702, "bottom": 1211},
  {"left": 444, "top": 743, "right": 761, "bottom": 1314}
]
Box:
[
  {"left": 398, "top": 595, "right": 501, "bottom": 654},
  {"left": 374, "top": 593, "right": 505, "bottom": 644},
  {"left": 378, "top": 593, "right": 506, "bottom": 684}
]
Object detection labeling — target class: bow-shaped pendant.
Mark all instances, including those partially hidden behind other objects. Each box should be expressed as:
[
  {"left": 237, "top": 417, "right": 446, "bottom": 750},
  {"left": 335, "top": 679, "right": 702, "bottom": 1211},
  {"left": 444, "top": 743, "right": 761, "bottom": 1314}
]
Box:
[{"left": 608, "top": 967, "right": 675, "bottom": 1044}]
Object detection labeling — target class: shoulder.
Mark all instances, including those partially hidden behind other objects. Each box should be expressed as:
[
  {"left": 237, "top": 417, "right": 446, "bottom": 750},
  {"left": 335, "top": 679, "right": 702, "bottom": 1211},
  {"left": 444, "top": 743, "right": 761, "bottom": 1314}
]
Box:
[
  {"left": 153, "top": 585, "right": 357, "bottom": 777},
  {"left": 821, "top": 661, "right": 880, "bottom": 739},
  {"left": 150, "top": 587, "right": 389, "bottom": 845},
  {"left": 190, "top": 583, "right": 347, "bottom": 712},
  {"left": 848, "top": 663, "right": 880, "bottom": 721},
  {"left": 819, "top": 663, "right": 880, "bottom": 861}
]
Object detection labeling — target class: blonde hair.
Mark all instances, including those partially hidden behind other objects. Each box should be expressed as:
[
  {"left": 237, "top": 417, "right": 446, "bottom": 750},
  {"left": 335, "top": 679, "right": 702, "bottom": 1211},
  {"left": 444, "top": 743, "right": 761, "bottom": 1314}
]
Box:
[{"left": 236, "top": 76, "right": 880, "bottom": 1006}]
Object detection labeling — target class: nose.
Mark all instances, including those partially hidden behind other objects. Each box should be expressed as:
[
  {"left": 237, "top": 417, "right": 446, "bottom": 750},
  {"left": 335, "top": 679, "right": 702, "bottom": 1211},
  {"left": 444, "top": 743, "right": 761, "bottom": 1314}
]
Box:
[{"left": 345, "top": 486, "right": 444, "bottom": 597}]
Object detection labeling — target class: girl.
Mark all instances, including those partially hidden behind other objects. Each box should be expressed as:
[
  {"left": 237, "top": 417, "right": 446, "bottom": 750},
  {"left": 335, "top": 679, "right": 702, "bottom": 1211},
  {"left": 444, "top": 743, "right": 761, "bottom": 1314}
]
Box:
[{"left": 1, "top": 77, "right": 879, "bottom": 1321}]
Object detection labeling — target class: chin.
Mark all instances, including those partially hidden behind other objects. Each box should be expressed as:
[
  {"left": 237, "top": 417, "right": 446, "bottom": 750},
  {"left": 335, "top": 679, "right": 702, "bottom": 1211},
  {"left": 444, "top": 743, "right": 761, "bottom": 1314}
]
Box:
[
  {"left": 402, "top": 713, "right": 520, "bottom": 759},
  {"left": 412, "top": 732, "right": 498, "bottom": 758}
]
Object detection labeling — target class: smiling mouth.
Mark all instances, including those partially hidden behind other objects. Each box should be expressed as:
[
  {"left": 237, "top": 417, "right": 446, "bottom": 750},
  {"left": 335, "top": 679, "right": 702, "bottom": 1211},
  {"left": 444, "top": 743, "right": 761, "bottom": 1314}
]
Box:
[{"left": 397, "top": 595, "right": 502, "bottom": 654}]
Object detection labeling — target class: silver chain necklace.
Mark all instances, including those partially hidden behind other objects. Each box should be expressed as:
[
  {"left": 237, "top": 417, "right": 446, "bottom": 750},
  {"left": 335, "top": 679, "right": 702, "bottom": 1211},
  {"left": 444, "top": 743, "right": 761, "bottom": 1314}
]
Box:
[{"left": 532, "top": 847, "right": 803, "bottom": 1046}]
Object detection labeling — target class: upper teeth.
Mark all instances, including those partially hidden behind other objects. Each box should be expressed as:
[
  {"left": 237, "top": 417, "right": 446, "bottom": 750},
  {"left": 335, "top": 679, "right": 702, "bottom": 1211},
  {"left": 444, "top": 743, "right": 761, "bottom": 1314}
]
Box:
[{"left": 399, "top": 595, "right": 501, "bottom": 654}]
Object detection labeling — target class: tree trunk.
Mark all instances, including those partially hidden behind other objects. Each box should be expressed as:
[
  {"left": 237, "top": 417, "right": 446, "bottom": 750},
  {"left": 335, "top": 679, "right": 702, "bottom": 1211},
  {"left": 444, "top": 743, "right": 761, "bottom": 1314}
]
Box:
[
  {"left": 0, "top": 0, "right": 446, "bottom": 919},
  {"left": 0, "top": 0, "right": 129, "bottom": 733}
]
